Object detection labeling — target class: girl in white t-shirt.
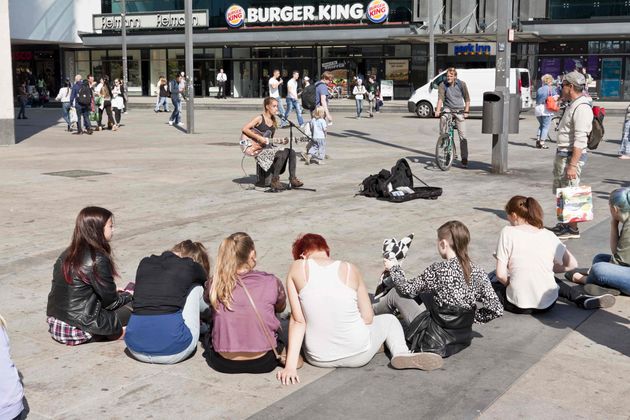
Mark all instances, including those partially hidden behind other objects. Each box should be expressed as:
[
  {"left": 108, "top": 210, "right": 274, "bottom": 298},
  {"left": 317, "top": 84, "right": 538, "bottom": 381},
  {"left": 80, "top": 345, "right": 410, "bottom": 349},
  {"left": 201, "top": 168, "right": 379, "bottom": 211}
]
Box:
[{"left": 493, "top": 196, "right": 615, "bottom": 312}]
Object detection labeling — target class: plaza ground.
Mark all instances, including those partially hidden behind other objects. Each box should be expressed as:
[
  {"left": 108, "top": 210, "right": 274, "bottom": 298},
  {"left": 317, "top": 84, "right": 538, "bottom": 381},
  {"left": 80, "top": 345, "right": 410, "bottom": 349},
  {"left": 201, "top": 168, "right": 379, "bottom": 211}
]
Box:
[{"left": 1, "top": 104, "right": 629, "bottom": 419}]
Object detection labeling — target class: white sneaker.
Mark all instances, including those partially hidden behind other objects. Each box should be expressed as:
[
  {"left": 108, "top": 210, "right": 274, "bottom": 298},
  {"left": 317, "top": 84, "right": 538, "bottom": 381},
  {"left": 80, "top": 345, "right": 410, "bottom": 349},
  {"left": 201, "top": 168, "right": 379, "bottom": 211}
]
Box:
[
  {"left": 177, "top": 122, "right": 185, "bottom": 127},
  {"left": 391, "top": 352, "right": 443, "bottom": 371},
  {"left": 168, "top": 120, "right": 173, "bottom": 126}
]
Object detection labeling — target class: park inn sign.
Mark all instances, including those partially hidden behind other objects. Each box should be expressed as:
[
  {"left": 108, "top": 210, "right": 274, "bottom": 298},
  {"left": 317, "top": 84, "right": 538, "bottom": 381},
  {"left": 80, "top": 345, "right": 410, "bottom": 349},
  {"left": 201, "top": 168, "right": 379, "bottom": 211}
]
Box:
[
  {"left": 225, "top": 0, "right": 390, "bottom": 27},
  {"left": 93, "top": 10, "right": 209, "bottom": 31}
]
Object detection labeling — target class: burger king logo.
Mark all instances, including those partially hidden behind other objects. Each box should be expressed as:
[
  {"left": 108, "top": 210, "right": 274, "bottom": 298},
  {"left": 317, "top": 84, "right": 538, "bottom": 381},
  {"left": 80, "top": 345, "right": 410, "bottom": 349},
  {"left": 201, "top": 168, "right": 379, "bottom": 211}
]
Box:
[
  {"left": 366, "top": 0, "right": 389, "bottom": 24},
  {"left": 226, "top": 4, "right": 245, "bottom": 28}
]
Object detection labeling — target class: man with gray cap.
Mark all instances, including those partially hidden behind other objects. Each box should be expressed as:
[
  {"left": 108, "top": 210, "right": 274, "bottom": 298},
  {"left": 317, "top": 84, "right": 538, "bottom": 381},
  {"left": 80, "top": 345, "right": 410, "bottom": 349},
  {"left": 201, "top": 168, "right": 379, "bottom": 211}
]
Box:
[{"left": 549, "top": 70, "right": 592, "bottom": 239}]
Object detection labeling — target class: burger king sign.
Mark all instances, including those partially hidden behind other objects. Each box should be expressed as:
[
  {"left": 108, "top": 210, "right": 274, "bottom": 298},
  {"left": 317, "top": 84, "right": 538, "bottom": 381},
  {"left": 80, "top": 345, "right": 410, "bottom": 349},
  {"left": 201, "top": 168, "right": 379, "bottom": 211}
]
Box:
[
  {"left": 366, "top": 0, "right": 389, "bottom": 23},
  {"left": 225, "top": 4, "right": 245, "bottom": 27}
]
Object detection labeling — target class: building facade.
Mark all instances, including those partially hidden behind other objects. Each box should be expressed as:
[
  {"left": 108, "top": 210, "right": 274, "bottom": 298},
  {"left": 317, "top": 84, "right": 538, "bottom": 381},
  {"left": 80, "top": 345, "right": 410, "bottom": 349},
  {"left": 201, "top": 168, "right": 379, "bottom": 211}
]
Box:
[{"left": 10, "top": 0, "right": 630, "bottom": 100}]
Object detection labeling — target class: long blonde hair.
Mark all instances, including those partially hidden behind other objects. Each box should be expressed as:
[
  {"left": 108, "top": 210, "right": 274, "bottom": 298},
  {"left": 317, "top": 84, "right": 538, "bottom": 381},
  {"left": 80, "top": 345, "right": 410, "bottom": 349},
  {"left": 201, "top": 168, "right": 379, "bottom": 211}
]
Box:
[{"left": 210, "top": 232, "right": 255, "bottom": 310}]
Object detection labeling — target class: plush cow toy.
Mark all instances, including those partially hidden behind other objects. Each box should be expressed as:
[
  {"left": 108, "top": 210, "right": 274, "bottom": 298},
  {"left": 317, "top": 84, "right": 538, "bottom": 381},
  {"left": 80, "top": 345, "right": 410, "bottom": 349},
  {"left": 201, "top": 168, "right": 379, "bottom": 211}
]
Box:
[{"left": 374, "top": 233, "right": 414, "bottom": 300}]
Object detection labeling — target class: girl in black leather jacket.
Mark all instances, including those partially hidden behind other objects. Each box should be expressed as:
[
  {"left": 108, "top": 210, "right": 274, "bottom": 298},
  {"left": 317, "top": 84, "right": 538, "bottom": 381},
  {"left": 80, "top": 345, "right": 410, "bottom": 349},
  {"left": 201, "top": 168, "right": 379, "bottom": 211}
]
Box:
[{"left": 46, "top": 207, "right": 133, "bottom": 344}]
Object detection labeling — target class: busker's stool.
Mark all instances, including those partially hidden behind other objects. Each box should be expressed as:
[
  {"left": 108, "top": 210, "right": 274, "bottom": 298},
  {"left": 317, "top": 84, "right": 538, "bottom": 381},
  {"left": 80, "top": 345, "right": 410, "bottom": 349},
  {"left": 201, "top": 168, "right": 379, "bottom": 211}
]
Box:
[{"left": 256, "top": 164, "right": 272, "bottom": 187}]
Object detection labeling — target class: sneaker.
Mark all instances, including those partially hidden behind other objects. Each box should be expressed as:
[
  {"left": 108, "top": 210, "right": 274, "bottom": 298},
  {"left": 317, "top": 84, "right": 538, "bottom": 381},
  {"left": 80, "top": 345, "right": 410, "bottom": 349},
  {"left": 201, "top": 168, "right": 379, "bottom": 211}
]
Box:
[
  {"left": 557, "top": 225, "right": 580, "bottom": 239},
  {"left": 86, "top": 130, "right": 93, "bottom": 135},
  {"left": 178, "top": 122, "right": 185, "bottom": 127},
  {"left": 72, "top": 131, "right": 83, "bottom": 135},
  {"left": 313, "top": 159, "right": 325, "bottom": 165},
  {"left": 584, "top": 283, "right": 621, "bottom": 297},
  {"left": 391, "top": 352, "right": 443, "bottom": 371},
  {"left": 168, "top": 120, "right": 173, "bottom": 126},
  {"left": 302, "top": 153, "right": 312, "bottom": 165},
  {"left": 581, "top": 294, "right": 615, "bottom": 310},
  {"left": 547, "top": 223, "right": 566, "bottom": 234}
]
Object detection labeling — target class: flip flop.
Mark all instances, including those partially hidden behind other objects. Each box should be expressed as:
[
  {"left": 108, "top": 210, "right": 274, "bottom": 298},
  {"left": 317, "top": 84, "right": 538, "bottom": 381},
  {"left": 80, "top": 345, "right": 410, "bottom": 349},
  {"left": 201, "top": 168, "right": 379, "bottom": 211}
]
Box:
[{"left": 564, "top": 268, "right": 589, "bottom": 282}]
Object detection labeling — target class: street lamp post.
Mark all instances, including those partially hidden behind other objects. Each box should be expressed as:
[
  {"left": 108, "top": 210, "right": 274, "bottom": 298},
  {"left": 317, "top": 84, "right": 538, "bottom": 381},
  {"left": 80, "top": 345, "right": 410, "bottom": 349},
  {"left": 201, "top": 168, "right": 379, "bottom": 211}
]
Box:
[
  {"left": 121, "top": 0, "right": 128, "bottom": 93},
  {"left": 185, "top": 0, "right": 194, "bottom": 134},
  {"left": 492, "top": 0, "right": 512, "bottom": 174},
  {"left": 427, "top": 0, "right": 435, "bottom": 82}
]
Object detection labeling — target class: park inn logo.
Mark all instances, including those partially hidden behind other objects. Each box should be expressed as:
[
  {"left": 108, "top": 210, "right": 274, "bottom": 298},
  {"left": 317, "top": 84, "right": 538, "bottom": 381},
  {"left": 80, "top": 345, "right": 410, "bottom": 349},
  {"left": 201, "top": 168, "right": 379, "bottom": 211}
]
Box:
[{"left": 225, "top": 1, "right": 389, "bottom": 26}]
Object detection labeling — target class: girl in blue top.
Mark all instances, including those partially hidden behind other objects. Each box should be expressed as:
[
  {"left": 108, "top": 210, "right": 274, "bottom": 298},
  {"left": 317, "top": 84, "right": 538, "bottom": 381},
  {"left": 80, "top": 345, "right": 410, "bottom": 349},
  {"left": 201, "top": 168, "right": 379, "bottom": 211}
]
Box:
[
  {"left": 303, "top": 106, "right": 328, "bottom": 165},
  {"left": 534, "top": 73, "right": 559, "bottom": 149}
]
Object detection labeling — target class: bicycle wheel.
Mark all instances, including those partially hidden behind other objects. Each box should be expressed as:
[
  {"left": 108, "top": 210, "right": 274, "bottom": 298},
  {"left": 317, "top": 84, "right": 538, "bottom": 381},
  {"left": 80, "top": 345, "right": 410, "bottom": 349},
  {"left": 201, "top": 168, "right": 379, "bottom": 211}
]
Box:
[
  {"left": 435, "top": 133, "right": 454, "bottom": 171},
  {"left": 547, "top": 116, "right": 561, "bottom": 142}
]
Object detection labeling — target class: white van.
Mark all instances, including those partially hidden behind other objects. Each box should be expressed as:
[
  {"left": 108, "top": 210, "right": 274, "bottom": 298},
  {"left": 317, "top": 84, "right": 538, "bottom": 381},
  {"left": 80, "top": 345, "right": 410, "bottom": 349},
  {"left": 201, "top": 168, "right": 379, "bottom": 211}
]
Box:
[{"left": 407, "top": 68, "right": 532, "bottom": 118}]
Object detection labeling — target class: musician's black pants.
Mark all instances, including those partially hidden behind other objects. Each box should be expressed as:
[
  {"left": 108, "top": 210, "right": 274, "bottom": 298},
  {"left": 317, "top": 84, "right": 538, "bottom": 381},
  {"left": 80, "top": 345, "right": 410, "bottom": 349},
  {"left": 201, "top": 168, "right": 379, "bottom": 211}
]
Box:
[{"left": 272, "top": 149, "right": 297, "bottom": 179}]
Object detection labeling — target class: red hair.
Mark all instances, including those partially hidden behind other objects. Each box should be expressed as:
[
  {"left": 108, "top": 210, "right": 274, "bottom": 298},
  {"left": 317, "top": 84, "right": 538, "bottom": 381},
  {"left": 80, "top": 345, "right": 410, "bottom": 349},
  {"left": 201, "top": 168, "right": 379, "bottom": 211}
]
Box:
[{"left": 292, "top": 234, "right": 330, "bottom": 260}]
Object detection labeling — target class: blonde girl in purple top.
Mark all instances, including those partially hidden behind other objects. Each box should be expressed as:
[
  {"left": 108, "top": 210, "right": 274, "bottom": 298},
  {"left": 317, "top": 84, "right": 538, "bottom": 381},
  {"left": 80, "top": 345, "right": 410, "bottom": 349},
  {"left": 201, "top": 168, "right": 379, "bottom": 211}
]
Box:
[{"left": 206, "top": 232, "right": 287, "bottom": 374}]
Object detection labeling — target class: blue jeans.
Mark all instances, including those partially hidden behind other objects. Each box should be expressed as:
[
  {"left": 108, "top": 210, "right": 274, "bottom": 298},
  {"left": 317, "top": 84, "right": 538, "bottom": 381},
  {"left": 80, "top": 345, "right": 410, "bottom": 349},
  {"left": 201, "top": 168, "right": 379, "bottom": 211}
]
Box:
[
  {"left": 536, "top": 115, "right": 552, "bottom": 141},
  {"left": 170, "top": 98, "right": 181, "bottom": 124},
  {"left": 355, "top": 98, "right": 363, "bottom": 117},
  {"left": 620, "top": 118, "right": 630, "bottom": 156},
  {"left": 586, "top": 253, "right": 630, "bottom": 295},
  {"left": 308, "top": 137, "right": 326, "bottom": 160},
  {"left": 128, "top": 286, "right": 209, "bottom": 364},
  {"left": 155, "top": 96, "right": 169, "bottom": 112},
  {"left": 273, "top": 96, "right": 287, "bottom": 125},
  {"left": 285, "top": 98, "right": 304, "bottom": 125},
  {"left": 75, "top": 104, "right": 91, "bottom": 132},
  {"left": 62, "top": 102, "right": 71, "bottom": 126}
]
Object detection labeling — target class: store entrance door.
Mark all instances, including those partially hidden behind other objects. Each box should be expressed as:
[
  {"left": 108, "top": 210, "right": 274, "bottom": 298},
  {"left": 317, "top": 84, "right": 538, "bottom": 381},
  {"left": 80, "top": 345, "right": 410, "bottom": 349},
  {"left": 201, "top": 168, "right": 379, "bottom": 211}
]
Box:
[{"left": 600, "top": 58, "right": 622, "bottom": 99}]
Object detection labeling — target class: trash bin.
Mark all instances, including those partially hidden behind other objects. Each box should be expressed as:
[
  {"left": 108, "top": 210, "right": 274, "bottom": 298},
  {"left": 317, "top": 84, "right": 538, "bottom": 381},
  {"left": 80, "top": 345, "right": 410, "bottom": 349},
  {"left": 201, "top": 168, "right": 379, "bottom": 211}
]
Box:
[
  {"left": 508, "top": 93, "right": 520, "bottom": 134},
  {"left": 482, "top": 91, "right": 503, "bottom": 134}
]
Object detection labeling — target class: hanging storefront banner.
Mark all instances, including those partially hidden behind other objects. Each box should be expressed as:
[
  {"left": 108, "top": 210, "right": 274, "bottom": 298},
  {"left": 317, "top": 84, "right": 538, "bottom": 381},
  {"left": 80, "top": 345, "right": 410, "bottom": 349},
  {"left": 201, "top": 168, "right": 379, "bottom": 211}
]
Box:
[
  {"left": 93, "top": 10, "right": 209, "bottom": 31},
  {"left": 225, "top": 1, "right": 389, "bottom": 26}
]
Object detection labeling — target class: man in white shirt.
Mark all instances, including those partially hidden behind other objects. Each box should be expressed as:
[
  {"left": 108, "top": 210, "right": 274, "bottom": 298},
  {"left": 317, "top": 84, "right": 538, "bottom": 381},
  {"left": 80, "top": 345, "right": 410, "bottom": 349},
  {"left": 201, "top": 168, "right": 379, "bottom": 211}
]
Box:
[
  {"left": 268, "top": 69, "right": 287, "bottom": 127},
  {"left": 549, "top": 70, "right": 592, "bottom": 240},
  {"left": 285, "top": 71, "right": 304, "bottom": 126},
  {"left": 216, "top": 68, "right": 227, "bottom": 99}
]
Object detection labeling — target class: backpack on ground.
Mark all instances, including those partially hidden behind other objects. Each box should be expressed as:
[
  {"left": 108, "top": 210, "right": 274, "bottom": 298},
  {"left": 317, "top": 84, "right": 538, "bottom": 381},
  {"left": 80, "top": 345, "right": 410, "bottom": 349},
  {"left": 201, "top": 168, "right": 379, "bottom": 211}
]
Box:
[
  {"left": 302, "top": 81, "right": 321, "bottom": 111},
  {"left": 77, "top": 83, "right": 92, "bottom": 106},
  {"left": 358, "top": 158, "right": 442, "bottom": 202},
  {"left": 573, "top": 102, "right": 605, "bottom": 150}
]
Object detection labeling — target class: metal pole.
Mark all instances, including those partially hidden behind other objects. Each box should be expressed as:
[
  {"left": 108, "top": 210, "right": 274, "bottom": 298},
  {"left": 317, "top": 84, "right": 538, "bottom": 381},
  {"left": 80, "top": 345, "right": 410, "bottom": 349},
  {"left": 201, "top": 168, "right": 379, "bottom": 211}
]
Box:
[
  {"left": 185, "top": 0, "right": 194, "bottom": 134},
  {"left": 492, "top": 0, "right": 512, "bottom": 174},
  {"left": 427, "top": 0, "right": 435, "bottom": 82},
  {"left": 121, "top": 0, "right": 128, "bottom": 98}
]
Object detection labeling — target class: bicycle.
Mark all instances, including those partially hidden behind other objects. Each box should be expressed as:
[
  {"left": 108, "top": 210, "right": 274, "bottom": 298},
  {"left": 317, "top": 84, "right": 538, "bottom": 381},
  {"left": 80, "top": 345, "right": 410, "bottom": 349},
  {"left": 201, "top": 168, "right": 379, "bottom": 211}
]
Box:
[
  {"left": 547, "top": 101, "right": 568, "bottom": 143},
  {"left": 435, "top": 110, "right": 464, "bottom": 171}
]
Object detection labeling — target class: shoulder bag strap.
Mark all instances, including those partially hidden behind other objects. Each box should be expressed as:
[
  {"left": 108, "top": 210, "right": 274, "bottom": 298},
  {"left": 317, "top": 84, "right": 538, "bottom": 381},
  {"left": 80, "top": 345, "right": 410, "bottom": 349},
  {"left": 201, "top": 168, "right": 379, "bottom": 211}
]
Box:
[{"left": 237, "top": 278, "right": 280, "bottom": 359}]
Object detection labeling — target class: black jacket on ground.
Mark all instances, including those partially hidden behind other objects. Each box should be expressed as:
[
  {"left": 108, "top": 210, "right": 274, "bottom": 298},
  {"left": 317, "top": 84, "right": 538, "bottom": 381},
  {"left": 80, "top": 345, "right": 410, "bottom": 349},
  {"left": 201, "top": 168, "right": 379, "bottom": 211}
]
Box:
[
  {"left": 132, "top": 251, "right": 207, "bottom": 315},
  {"left": 47, "top": 250, "right": 132, "bottom": 336}
]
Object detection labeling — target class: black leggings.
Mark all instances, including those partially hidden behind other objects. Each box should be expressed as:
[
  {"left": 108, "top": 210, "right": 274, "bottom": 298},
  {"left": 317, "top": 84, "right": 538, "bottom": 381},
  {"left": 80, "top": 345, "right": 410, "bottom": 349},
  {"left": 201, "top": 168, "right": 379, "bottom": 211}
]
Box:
[
  {"left": 98, "top": 101, "right": 114, "bottom": 128},
  {"left": 206, "top": 348, "right": 279, "bottom": 374},
  {"left": 272, "top": 149, "right": 297, "bottom": 178},
  {"left": 492, "top": 282, "right": 556, "bottom": 314}
]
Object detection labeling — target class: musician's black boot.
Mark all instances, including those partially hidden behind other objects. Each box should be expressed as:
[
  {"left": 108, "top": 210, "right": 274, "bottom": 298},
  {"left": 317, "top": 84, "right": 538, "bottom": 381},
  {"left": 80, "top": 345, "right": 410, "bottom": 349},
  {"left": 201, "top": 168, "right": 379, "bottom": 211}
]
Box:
[
  {"left": 270, "top": 176, "right": 285, "bottom": 191},
  {"left": 290, "top": 177, "right": 304, "bottom": 188}
]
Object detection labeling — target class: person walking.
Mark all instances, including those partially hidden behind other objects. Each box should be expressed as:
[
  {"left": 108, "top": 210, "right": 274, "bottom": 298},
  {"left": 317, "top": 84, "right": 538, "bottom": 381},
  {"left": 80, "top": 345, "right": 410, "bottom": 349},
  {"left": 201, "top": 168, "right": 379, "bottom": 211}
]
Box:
[
  {"left": 69, "top": 75, "right": 93, "bottom": 135},
  {"left": 269, "top": 69, "right": 287, "bottom": 127},
  {"left": 285, "top": 71, "right": 304, "bottom": 126},
  {"left": 302, "top": 106, "right": 328, "bottom": 165},
  {"left": 619, "top": 104, "right": 630, "bottom": 160},
  {"left": 217, "top": 68, "right": 227, "bottom": 99},
  {"left": 168, "top": 74, "right": 183, "bottom": 127},
  {"left": 96, "top": 76, "right": 115, "bottom": 130},
  {"left": 16, "top": 81, "right": 28, "bottom": 120},
  {"left": 111, "top": 79, "right": 124, "bottom": 130},
  {"left": 353, "top": 79, "right": 367, "bottom": 118},
  {"left": 154, "top": 77, "right": 170, "bottom": 112},
  {"left": 55, "top": 79, "right": 73, "bottom": 131},
  {"left": 534, "top": 74, "right": 559, "bottom": 149},
  {"left": 548, "top": 70, "right": 592, "bottom": 239},
  {"left": 315, "top": 71, "right": 333, "bottom": 124},
  {"left": 435, "top": 67, "right": 471, "bottom": 167}
]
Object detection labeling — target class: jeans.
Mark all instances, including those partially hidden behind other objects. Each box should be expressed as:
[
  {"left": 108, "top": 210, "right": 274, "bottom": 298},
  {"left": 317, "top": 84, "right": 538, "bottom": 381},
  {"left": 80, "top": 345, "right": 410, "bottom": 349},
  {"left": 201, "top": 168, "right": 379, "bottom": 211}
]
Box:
[
  {"left": 170, "top": 98, "right": 181, "bottom": 124},
  {"left": 620, "top": 118, "right": 630, "bottom": 156},
  {"left": 305, "top": 314, "right": 409, "bottom": 368},
  {"left": 586, "top": 253, "right": 630, "bottom": 295},
  {"left": 355, "top": 98, "right": 363, "bottom": 117},
  {"left": 440, "top": 109, "right": 468, "bottom": 160},
  {"left": 62, "top": 102, "right": 71, "bottom": 127},
  {"left": 17, "top": 97, "right": 27, "bottom": 118},
  {"left": 308, "top": 137, "right": 326, "bottom": 160},
  {"left": 75, "top": 104, "right": 91, "bottom": 132},
  {"left": 129, "top": 286, "right": 208, "bottom": 364},
  {"left": 155, "top": 96, "right": 169, "bottom": 112},
  {"left": 285, "top": 97, "right": 304, "bottom": 125},
  {"left": 273, "top": 96, "right": 287, "bottom": 125},
  {"left": 272, "top": 148, "right": 297, "bottom": 179},
  {"left": 537, "top": 115, "right": 553, "bottom": 141}
]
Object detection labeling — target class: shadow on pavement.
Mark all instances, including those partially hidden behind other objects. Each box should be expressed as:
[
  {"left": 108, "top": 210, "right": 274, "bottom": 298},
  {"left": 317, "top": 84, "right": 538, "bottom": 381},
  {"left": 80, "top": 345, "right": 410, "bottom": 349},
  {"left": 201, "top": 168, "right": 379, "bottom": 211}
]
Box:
[
  {"left": 473, "top": 207, "right": 508, "bottom": 221},
  {"left": 13, "top": 108, "right": 64, "bottom": 144}
]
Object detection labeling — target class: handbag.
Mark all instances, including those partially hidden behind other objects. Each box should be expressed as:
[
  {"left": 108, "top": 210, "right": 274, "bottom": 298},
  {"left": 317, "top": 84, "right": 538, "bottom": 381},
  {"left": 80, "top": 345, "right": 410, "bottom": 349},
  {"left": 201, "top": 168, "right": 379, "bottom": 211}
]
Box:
[
  {"left": 545, "top": 87, "right": 559, "bottom": 112},
  {"left": 69, "top": 107, "right": 78, "bottom": 124},
  {"left": 556, "top": 185, "right": 593, "bottom": 223}
]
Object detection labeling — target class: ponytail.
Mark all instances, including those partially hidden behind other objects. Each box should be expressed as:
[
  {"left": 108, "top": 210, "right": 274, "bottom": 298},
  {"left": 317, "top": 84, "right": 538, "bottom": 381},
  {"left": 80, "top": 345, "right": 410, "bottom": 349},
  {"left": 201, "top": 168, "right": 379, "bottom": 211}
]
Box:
[
  {"left": 505, "top": 195, "right": 544, "bottom": 229},
  {"left": 438, "top": 221, "right": 472, "bottom": 284},
  {"left": 210, "top": 232, "right": 255, "bottom": 310}
]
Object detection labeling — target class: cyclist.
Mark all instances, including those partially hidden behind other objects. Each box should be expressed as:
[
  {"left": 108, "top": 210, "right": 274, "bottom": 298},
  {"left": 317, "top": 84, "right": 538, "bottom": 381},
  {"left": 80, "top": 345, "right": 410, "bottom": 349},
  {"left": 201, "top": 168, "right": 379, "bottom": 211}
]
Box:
[{"left": 435, "top": 67, "right": 471, "bottom": 168}]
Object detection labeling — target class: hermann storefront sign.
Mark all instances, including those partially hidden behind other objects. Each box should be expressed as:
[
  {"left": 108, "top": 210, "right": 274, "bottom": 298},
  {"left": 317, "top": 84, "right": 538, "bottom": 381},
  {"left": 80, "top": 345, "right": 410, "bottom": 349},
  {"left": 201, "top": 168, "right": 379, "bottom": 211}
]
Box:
[
  {"left": 93, "top": 10, "right": 209, "bottom": 31},
  {"left": 225, "top": 0, "right": 389, "bottom": 28}
]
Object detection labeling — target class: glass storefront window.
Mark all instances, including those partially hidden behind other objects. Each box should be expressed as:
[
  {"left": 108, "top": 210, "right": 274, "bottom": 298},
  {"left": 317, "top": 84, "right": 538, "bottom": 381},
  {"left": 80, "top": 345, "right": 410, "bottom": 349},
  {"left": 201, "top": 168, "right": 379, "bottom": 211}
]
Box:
[
  {"left": 322, "top": 46, "right": 348, "bottom": 58},
  {"left": 252, "top": 47, "right": 271, "bottom": 58},
  {"left": 150, "top": 49, "right": 167, "bottom": 96},
  {"left": 76, "top": 51, "right": 89, "bottom": 61}
]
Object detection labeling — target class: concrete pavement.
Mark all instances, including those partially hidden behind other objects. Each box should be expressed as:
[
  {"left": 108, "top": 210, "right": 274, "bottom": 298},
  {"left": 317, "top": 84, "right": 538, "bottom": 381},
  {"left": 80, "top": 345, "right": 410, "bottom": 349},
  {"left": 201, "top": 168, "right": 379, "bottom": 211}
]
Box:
[{"left": 1, "top": 106, "right": 629, "bottom": 419}]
